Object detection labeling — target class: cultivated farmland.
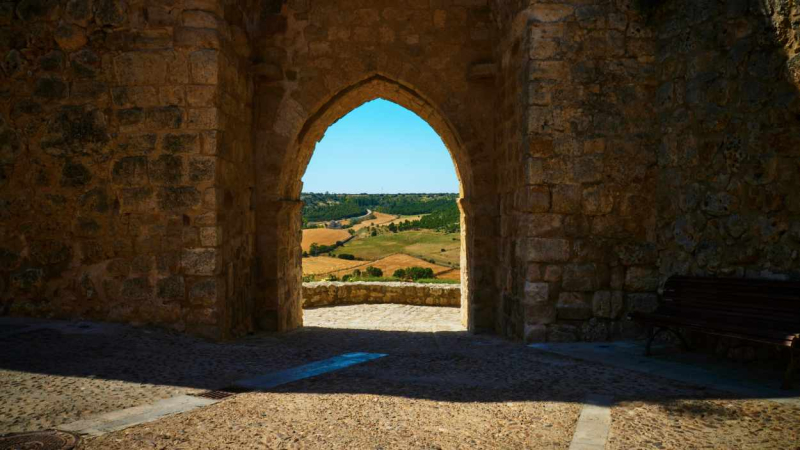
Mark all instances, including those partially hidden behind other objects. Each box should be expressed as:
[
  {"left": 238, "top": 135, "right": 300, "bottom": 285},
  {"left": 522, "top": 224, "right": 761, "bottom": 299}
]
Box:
[
  {"left": 302, "top": 256, "right": 369, "bottom": 275},
  {"left": 338, "top": 230, "right": 461, "bottom": 266},
  {"left": 349, "top": 212, "right": 397, "bottom": 230},
  {"left": 301, "top": 228, "right": 352, "bottom": 252}
]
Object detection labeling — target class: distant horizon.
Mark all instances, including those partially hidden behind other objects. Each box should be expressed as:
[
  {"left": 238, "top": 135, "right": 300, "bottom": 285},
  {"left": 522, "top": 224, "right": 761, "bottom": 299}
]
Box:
[{"left": 301, "top": 99, "right": 460, "bottom": 194}]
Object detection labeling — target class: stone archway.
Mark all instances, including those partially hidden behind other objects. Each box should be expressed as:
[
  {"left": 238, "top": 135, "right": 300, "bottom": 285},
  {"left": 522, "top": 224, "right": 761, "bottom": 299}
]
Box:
[{"left": 254, "top": 75, "right": 477, "bottom": 333}]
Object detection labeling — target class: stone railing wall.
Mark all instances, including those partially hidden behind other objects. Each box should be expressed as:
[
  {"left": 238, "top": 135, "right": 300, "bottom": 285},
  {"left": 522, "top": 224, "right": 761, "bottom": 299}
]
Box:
[{"left": 302, "top": 282, "right": 461, "bottom": 308}]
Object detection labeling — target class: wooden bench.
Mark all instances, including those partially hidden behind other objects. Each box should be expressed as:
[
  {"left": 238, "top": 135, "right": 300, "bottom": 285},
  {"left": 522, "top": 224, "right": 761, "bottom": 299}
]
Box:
[{"left": 629, "top": 276, "right": 800, "bottom": 390}]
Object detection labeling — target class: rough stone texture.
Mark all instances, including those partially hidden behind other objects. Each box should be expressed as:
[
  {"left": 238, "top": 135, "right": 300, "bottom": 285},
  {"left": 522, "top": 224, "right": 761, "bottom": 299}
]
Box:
[
  {"left": 496, "top": 0, "right": 659, "bottom": 342},
  {"left": 302, "top": 281, "right": 461, "bottom": 308},
  {"left": 0, "top": 0, "right": 250, "bottom": 340},
  {"left": 655, "top": 0, "right": 800, "bottom": 284},
  {"left": 0, "top": 1, "right": 798, "bottom": 342}
]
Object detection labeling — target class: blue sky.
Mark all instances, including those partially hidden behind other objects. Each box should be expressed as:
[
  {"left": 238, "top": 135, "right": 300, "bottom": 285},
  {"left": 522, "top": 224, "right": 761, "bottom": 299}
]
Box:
[{"left": 301, "top": 99, "right": 460, "bottom": 194}]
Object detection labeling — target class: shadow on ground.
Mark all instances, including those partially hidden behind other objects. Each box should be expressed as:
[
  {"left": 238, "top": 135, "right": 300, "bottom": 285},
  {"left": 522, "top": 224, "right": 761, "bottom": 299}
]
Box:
[{"left": 0, "top": 315, "right": 797, "bottom": 412}]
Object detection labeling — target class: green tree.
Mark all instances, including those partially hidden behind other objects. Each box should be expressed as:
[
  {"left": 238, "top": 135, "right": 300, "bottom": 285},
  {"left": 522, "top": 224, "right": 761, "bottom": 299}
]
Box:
[
  {"left": 365, "top": 266, "right": 383, "bottom": 277},
  {"left": 393, "top": 269, "right": 406, "bottom": 279}
]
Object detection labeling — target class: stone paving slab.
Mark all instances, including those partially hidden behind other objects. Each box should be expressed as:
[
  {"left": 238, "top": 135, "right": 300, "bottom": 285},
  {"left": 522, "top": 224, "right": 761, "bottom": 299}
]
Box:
[
  {"left": 529, "top": 341, "right": 800, "bottom": 406},
  {"left": 57, "top": 395, "right": 218, "bottom": 437}
]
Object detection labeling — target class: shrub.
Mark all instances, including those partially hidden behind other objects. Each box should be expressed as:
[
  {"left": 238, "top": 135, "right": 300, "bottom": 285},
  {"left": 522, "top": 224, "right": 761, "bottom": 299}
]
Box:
[
  {"left": 352, "top": 269, "right": 362, "bottom": 277},
  {"left": 341, "top": 275, "right": 351, "bottom": 281},
  {"left": 393, "top": 269, "right": 406, "bottom": 279},
  {"left": 405, "top": 266, "right": 435, "bottom": 280},
  {"left": 365, "top": 266, "right": 383, "bottom": 277},
  {"left": 326, "top": 274, "right": 339, "bottom": 282},
  {"left": 338, "top": 254, "right": 356, "bottom": 260}
]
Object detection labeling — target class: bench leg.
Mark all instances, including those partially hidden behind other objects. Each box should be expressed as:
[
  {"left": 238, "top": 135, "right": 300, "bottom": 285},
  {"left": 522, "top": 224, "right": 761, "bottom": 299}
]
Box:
[
  {"left": 783, "top": 342, "right": 798, "bottom": 390},
  {"left": 673, "top": 328, "right": 692, "bottom": 352},
  {"left": 644, "top": 325, "right": 656, "bottom": 356}
]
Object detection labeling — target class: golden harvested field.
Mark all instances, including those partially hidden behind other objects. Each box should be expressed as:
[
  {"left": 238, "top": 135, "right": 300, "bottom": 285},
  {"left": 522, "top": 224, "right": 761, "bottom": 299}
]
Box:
[
  {"left": 325, "top": 253, "right": 457, "bottom": 279},
  {"left": 301, "top": 228, "right": 352, "bottom": 251},
  {"left": 436, "top": 269, "right": 461, "bottom": 280},
  {"left": 350, "top": 212, "right": 397, "bottom": 231},
  {"left": 385, "top": 215, "right": 424, "bottom": 226},
  {"left": 302, "top": 256, "right": 370, "bottom": 275}
]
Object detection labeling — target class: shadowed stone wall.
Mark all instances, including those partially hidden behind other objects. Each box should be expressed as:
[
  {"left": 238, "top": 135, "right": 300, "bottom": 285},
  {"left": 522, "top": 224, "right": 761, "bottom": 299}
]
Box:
[
  {"left": 654, "top": 0, "right": 800, "bottom": 283},
  {"left": 302, "top": 281, "right": 460, "bottom": 308},
  {"left": 0, "top": 0, "right": 253, "bottom": 340},
  {"left": 1, "top": 0, "right": 798, "bottom": 342}
]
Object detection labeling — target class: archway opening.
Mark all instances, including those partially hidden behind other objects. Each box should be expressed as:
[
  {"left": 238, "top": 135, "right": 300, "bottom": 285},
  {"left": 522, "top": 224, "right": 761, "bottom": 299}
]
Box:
[
  {"left": 299, "top": 99, "right": 464, "bottom": 331},
  {"left": 257, "top": 76, "right": 476, "bottom": 333}
]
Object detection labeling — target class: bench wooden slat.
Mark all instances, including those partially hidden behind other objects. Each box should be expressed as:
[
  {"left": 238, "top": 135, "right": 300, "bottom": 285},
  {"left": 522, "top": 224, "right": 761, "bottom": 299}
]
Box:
[{"left": 630, "top": 275, "right": 800, "bottom": 389}]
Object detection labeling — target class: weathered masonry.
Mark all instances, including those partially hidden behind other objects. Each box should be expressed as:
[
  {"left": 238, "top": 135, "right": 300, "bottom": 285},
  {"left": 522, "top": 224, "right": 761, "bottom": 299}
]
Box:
[{"left": 0, "top": 0, "right": 798, "bottom": 342}]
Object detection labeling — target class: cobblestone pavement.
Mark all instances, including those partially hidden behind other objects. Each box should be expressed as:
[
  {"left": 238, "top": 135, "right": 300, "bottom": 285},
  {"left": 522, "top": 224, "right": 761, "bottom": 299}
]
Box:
[
  {"left": 1, "top": 306, "right": 798, "bottom": 449},
  {"left": 304, "top": 304, "right": 464, "bottom": 332}
]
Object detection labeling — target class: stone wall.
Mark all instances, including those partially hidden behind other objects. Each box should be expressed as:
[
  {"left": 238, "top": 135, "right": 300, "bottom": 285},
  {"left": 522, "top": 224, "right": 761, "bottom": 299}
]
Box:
[
  {"left": 654, "top": 0, "right": 800, "bottom": 283},
  {"left": 499, "top": 1, "right": 660, "bottom": 343},
  {"left": 302, "top": 281, "right": 460, "bottom": 308},
  {"left": 1, "top": 0, "right": 798, "bottom": 342},
  {"left": 248, "top": 0, "right": 500, "bottom": 334},
  {"left": 0, "top": 0, "right": 247, "bottom": 340}
]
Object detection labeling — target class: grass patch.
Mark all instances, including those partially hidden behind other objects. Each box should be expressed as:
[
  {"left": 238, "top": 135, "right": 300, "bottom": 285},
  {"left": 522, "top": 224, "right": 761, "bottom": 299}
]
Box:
[{"left": 339, "top": 230, "right": 461, "bottom": 266}]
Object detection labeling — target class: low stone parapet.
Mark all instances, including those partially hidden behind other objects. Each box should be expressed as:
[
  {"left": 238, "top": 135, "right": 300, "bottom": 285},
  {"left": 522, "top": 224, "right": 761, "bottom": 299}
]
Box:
[{"left": 302, "top": 282, "right": 460, "bottom": 308}]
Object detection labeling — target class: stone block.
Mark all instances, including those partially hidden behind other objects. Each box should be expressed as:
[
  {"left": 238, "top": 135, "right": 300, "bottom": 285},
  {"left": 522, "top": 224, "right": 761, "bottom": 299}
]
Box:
[
  {"left": 112, "top": 86, "right": 158, "bottom": 107},
  {"left": 182, "top": 10, "right": 220, "bottom": 28},
  {"left": 162, "top": 133, "right": 200, "bottom": 154},
  {"left": 157, "top": 275, "right": 185, "bottom": 301},
  {"left": 592, "top": 290, "right": 623, "bottom": 319},
  {"left": 544, "top": 265, "right": 562, "bottom": 283},
  {"left": 175, "top": 27, "right": 221, "bottom": 49},
  {"left": 112, "top": 156, "right": 148, "bottom": 186},
  {"left": 146, "top": 106, "right": 183, "bottom": 129},
  {"left": 187, "top": 85, "right": 216, "bottom": 106},
  {"left": 530, "top": 4, "right": 574, "bottom": 22},
  {"left": 557, "top": 292, "right": 592, "bottom": 320},
  {"left": 529, "top": 61, "right": 568, "bottom": 80},
  {"left": 551, "top": 185, "right": 582, "bottom": 214},
  {"left": 189, "top": 278, "right": 220, "bottom": 306},
  {"left": 624, "top": 266, "right": 659, "bottom": 292},
  {"left": 518, "top": 238, "right": 571, "bottom": 263},
  {"left": 524, "top": 324, "right": 547, "bottom": 343},
  {"left": 523, "top": 281, "right": 549, "bottom": 305},
  {"left": 188, "top": 156, "right": 215, "bottom": 182},
  {"left": 158, "top": 186, "right": 201, "bottom": 211},
  {"left": 524, "top": 302, "right": 557, "bottom": 325},
  {"left": 628, "top": 293, "right": 659, "bottom": 313},
  {"left": 187, "top": 108, "right": 219, "bottom": 130},
  {"left": 573, "top": 156, "right": 604, "bottom": 184},
  {"left": 61, "top": 162, "right": 92, "bottom": 187},
  {"left": 114, "top": 52, "right": 168, "bottom": 85},
  {"left": 121, "top": 277, "right": 153, "bottom": 301},
  {"left": 547, "top": 323, "right": 580, "bottom": 342},
  {"left": 521, "top": 214, "right": 562, "bottom": 237},
  {"left": 182, "top": 248, "right": 219, "bottom": 276},
  {"left": 150, "top": 155, "right": 184, "bottom": 184},
  {"left": 200, "top": 226, "right": 220, "bottom": 247},
  {"left": 190, "top": 50, "right": 219, "bottom": 84},
  {"left": 562, "top": 263, "right": 599, "bottom": 291},
  {"left": 54, "top": 24, "right": 87, "bottom": 51},
  {"left": 34, "top": 76, "right": 68, "bottom": 100},
  {"left": 582, "top": 185, "right": 614, "bottom": 215},
  {"left": 516, "top": 185, "right": 550, "bottom": 212}
]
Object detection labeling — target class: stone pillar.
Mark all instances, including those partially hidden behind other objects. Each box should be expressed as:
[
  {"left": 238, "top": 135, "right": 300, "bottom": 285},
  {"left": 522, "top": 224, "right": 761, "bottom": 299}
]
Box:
[{"left": 254, "top": 199, "right": 303, "bottom": 332}]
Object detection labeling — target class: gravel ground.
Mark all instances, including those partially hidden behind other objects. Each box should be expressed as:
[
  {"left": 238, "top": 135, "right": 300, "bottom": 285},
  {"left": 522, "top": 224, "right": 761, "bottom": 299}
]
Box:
[
  {"left": 2, "top": 305, "right": 799, "bottom": 449},
  {"left": 608, "top": 398, "right": 800, "bottom": 450}
]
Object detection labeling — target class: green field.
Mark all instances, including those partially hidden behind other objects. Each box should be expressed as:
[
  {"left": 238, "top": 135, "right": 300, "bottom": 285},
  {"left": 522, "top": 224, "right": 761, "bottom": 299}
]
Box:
[{"left": 338, "top": 230, "right": 461, "bottom": 267}]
